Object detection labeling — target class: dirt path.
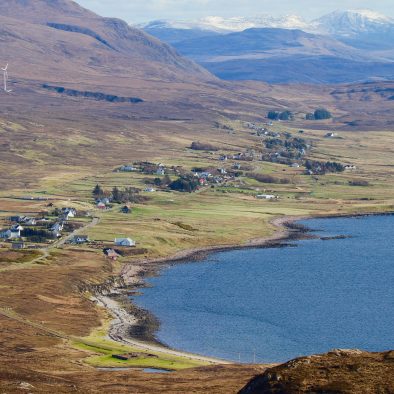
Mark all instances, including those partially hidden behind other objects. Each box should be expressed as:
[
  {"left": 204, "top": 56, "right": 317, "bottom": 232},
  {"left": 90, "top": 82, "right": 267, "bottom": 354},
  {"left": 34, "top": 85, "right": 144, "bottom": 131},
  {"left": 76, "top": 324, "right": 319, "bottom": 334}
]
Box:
[
  {"left": 53, "top": 217, "right": 99, "bottom": 248},
  {"left": 0, "top": 216, "right": 100, "bottom": 270}
]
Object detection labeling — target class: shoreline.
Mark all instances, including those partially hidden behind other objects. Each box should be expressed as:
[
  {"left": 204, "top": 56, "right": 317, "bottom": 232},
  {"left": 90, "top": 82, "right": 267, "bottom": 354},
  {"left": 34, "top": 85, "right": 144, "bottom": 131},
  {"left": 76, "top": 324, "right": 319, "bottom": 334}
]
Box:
[
  {"left": 93, "top": 211, "right": 393, "bottom": 365},
  {"left": 92, "top": 214, "right": 309, "bottom": 365}
]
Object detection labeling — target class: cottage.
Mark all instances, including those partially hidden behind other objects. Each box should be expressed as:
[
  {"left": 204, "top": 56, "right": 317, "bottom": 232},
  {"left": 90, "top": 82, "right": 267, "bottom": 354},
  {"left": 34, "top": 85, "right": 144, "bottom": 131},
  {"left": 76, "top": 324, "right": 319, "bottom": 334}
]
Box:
[
  {"left": 144, "top": 188, "right": 156, "bottom": 193},
  {"left": 256, "top": 194, "right": 277, "bottom": 200},
  {"left": 7, "top": 225, "right": 22, "bottom": 239},
  {"left": 50, "top": 222, "right": 63, "bottom": 237},
  {"left": 344, "top": 165, "right": 357, "bottom": 171},
  {"left": 11, "top": 224, "right": 24, "bottom": 232},
  {"left": 115, "top": 238, "right": 136, "bottom": 247},
  {"left": 24, "top": 217, "right": 37, "bottom": 226},
  {"left": 72, "top": 235, "right": 89, "bottom": 244},
  {"left": 104, "top": 248, "right": 120, "bottom": 260},
  {"left": 62, "top": 208, "right": 76, "bottom": 218},
  {"left": 12, "top": 241, "right": 25, "bottom": 250},
  {"left": 290, "top": 163, "right": 300, "bottom": 168},
  {"left": 219, "top": 155, "right": 228, "bottom": 161},
  {"left": 233, "top": 163, "right": 241, "bottom": 170},
  {"left": 119, "top": 165, "right": 137, "bottom": 172},
  {"left": 156, "top": 168, "right": 165, "bottom": 176},
  {"left": 325, "top": 132, "right": 337, "bottom": 138},
  {"left": 97, "top": 202, "right": 106, "bottom": 210},
  {"left": 219, "top": 168, "right": 227, "bottom": 175}
]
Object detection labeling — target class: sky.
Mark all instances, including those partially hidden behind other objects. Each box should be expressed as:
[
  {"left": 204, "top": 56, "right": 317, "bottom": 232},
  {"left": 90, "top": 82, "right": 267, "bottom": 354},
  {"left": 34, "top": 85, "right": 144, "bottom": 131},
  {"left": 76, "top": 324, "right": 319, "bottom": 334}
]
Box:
[{"left": 75, "top": 0, "right": 394, "bottom": 23}]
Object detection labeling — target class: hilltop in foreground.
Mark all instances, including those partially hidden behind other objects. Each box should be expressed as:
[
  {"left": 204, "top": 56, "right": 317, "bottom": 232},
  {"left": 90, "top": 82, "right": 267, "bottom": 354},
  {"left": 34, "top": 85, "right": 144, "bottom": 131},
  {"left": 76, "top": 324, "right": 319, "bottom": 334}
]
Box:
[{"left": 240, "top": 349, "right": 394, "bottom": 394}]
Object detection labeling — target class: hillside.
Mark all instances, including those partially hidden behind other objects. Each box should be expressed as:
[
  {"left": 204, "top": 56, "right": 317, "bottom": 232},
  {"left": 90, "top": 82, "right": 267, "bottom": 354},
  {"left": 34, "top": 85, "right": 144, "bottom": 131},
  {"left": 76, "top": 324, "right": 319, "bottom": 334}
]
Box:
[
  {"left": 0, "top": 0, "right": 213, "bottom": 85},
  {"left": 0, "top": 0, "right": 393, "bottom": 192},
  {"left": 239, "top": 349, "right": 394, "bottom": 393}
]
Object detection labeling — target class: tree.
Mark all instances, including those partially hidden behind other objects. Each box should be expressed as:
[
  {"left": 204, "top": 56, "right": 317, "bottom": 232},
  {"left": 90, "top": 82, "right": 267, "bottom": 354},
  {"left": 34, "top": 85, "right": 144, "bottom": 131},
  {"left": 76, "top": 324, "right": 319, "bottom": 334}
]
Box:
[
  {"left": 93, "top": 184, "right": 103, "bottom": 197},
  {"left": 153, "top": 178, "right": 162, "bottom": 186},
  {"left": 112, "top": 186, "right": 120, "bottom": 203},
  {"left": 267, "top": 111, "right": 279, "bottom": 120},
  {"left": 278, "top": 111, "right": 294, "bottom": 121},
  {"left": 314, "top": 108, "right": 332, "bottom": 120},
  {"left": 169, "top": 176, "right": 199, "bottom": 193}
]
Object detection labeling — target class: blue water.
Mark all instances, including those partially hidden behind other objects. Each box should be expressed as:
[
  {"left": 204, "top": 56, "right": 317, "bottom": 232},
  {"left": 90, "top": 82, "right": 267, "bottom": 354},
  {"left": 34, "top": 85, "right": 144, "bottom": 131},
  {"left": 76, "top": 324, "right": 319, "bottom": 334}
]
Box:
[{"left": 132, "top": 215, "right": 394, "bottom": 363}]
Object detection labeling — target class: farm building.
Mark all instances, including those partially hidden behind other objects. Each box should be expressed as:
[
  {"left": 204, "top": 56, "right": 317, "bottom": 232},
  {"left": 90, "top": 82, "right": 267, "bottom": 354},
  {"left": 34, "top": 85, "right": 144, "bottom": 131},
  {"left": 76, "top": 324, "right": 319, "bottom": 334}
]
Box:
[{"left": 115, "top": 238, "right": 136, "bottom": 247}]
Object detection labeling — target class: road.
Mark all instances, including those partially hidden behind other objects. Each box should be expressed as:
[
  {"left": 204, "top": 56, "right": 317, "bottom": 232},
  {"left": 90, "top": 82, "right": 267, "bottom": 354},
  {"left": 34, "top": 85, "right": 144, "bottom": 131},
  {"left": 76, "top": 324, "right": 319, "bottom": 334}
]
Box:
[{"left": 25, "top": 216, "right": 100, "bottom": 265}]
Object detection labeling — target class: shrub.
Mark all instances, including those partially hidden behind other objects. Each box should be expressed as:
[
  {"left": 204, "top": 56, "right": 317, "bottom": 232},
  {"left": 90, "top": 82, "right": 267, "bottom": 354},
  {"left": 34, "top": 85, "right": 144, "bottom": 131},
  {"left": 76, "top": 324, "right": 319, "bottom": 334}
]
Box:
[
  {"left": 349, "top": 180, "right": 370, "bottom": 187},
  {"left": 248, "top": 173, "right": 290, "bottom": 184},
  {"left": 190, "top": 141, "right": 219, "bottom": 151}
]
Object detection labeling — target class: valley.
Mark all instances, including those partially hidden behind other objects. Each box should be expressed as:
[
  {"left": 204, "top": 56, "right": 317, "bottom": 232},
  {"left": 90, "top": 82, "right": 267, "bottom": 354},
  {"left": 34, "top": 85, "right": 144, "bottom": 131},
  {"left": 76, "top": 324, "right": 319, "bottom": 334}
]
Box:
[{"left": 0, "top": 0, "right": 393, "bottom": 393}]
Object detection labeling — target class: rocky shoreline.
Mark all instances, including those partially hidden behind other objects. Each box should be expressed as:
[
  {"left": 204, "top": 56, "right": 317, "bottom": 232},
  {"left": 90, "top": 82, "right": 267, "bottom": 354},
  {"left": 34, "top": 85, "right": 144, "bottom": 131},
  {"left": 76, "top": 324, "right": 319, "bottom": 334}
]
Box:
[
  {"left": 92, "top": 212, "right": 394, "bottom": 361},
  {"left": 92, "top": 215, "right": 311, "bottom": 357}
]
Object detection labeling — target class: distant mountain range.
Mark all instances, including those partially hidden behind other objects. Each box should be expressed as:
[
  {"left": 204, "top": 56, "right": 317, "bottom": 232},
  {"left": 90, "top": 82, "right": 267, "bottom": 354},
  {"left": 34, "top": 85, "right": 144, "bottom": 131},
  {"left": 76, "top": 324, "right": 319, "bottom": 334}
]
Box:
[{"left": 141, "top": 10, "right": 394, "bottom": 84}]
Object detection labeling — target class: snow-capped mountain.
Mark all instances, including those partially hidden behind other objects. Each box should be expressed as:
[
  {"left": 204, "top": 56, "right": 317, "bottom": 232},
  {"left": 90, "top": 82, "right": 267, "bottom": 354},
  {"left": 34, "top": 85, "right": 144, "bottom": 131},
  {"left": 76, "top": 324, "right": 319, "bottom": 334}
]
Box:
[
  {"left": 140, "top": 9, "right": 394, "bottom": 36},
  {"left": 140, "top": 8, "right": 394, "bottom": 84},
  {"left": 139, "top": 14, "right": 309, "bottom": 33},
  {"left": 311, "top": 9, "right": 394, "bottom": 36}
]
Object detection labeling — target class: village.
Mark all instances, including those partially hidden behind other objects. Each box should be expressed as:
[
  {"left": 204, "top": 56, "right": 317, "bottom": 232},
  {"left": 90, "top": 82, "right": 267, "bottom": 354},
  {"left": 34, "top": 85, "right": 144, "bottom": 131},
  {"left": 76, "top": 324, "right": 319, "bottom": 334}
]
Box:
[{"left": 0, "top": 119, "right": 358, "bottom": 259}]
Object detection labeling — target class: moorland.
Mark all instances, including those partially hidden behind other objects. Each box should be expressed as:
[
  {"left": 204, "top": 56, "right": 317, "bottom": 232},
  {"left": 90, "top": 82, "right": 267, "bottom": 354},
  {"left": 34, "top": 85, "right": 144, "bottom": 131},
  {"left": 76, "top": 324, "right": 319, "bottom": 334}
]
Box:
[{"left": 0, "top": 0, "right": 393, "bottom": 392}]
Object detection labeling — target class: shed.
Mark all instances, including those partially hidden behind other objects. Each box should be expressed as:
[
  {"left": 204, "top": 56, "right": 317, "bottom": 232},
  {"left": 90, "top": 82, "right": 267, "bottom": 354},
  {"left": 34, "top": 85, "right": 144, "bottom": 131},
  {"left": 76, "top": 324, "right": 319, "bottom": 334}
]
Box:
[{"left": 12, "top": 242, "right": 25, "bottom": 250}]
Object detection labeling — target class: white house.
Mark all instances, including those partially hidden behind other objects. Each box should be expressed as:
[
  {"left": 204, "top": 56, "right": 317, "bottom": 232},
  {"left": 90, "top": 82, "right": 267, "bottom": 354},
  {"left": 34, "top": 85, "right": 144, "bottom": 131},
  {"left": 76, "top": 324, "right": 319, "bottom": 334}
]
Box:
[
  {"left": 115, "top": 238, "right": 136, "bottom": 247},
  {"left": 62, "top": 208, "right": 76, "bottom": 219},
  {"left": 24, "top": 217, "right": 37, "bottom": 226},
  {"left": 256, "top": 194, "right": 277, "bottom": 200},
  {"left": 10, "top": 224, "right": 24, "bottom": 232},
  {"left": 50, "top": 222, "right": 63, "bottom": 237},
  {"left": 119, "top": 165, "right": 137, "bottom": 172},
  {"left": 72, "top": 235, "right": 89, "bottom": 244},
  {"left": 325, "top": 132, "right": 337, "bottom": 138},
  {"left": 156, "top": 168, "right": 165, "bottom": 176}
]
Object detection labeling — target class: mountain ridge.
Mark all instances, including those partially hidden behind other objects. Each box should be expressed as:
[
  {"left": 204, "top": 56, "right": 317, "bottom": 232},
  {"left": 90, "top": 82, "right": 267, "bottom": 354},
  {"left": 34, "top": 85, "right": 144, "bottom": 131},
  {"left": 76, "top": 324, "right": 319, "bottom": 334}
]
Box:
[{"left": 139, "top": 9, "right": 394, "bottom": 36}]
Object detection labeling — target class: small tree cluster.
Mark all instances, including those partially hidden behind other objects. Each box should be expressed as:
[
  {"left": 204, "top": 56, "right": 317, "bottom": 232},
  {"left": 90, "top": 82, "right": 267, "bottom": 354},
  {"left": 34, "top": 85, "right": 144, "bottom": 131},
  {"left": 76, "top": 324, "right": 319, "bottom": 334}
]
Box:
[
  {"left": 190, "top": 141, "right": 219, "bottom": 151},
  {"left": 111, "top": 186, "right": 145, "bottom": 204},
  {"left": 267, "top": 111, "right": 294, "bottom": 121},
  {"left": 306, "top": 108, "right": 332, "bottom": 120},
  {"left": 305, "top": 160, "right": 344, "bottom": 175},
  {"left": 153, "top": 175, "right": 172, "bottom": 187},
  {"left": 21, "top": 228, "right": 53, "bottom": 242},
  {"left": 93, "top": 184, "right": 145, "bottom": 204},
  {"left": 169, "top": 176, "right": 200, "bottom": 193}
]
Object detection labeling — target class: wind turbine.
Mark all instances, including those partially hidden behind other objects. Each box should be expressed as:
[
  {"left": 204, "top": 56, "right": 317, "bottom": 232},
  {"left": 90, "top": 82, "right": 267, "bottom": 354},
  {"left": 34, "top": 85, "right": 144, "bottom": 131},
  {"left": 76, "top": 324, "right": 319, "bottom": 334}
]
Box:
[{"left": 2, "top": 64, "right": 12, "bottom": 93}]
